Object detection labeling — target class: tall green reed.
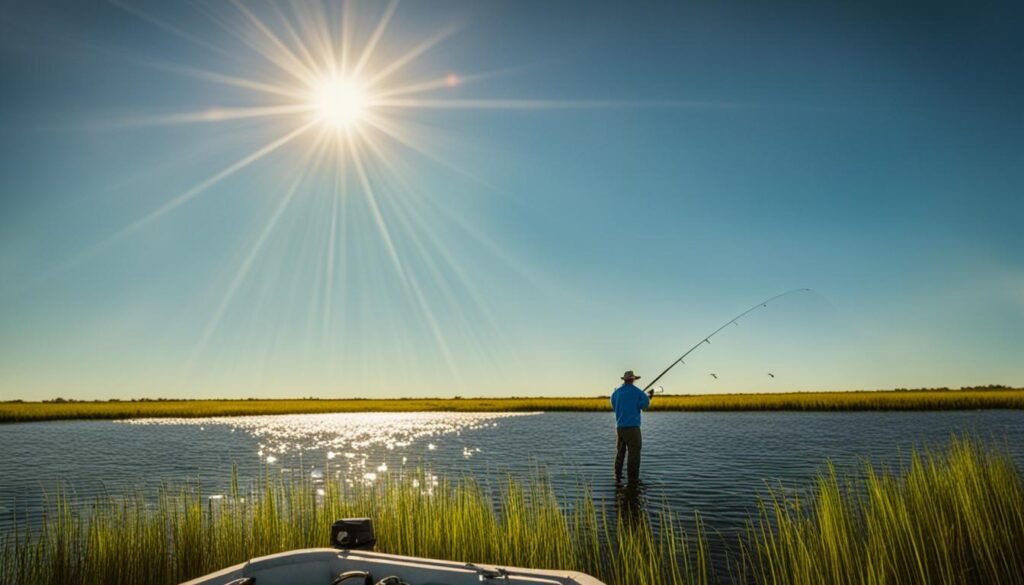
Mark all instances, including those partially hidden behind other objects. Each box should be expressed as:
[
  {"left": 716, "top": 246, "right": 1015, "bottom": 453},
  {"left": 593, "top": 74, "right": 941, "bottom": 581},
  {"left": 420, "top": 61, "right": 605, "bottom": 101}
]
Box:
[
  {"left": 741, "top": 437, "right": 1024, "bottom": 585},
  {"left": 2, "top": 437, "right": 1021, "bottom": 585},
  {"left": 0, "top": 468, "right": 706, "bottom": 585}
]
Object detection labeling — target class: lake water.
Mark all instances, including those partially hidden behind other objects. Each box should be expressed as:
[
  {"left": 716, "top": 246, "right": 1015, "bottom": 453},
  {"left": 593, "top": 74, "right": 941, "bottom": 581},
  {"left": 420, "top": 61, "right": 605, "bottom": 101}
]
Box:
[{"left": 2, "top": 410, "right": 1022, "bottom": 558}]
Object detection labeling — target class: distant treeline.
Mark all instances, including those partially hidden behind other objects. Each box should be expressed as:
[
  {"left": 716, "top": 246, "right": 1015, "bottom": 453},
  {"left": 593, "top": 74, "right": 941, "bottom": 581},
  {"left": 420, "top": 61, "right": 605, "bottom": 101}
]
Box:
[
  {"left": 892, "top": 384, "right": 1014, "bottom": 392},
  {"left": 1, "top": 387, "right": 1022, "bottom": 423}
]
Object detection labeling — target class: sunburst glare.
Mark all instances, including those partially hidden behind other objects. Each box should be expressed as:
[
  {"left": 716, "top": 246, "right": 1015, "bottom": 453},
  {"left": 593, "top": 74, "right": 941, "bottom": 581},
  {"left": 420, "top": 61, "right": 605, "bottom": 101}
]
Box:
[
  {"left": 80, "top": 0, "right": 541, "bottom": 386},
  {"left": 310, "top": 75, "right": 368, "bottom": 130},
  {"left": 42, "top": 0, "right": 675, "bottom": 391}
]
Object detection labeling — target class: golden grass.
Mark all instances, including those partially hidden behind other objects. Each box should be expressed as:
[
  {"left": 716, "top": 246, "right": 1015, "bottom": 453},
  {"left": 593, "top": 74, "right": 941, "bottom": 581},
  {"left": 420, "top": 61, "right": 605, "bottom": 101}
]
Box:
[{"left": 1, "top": 388, "right": 1021, "bottom": 423}]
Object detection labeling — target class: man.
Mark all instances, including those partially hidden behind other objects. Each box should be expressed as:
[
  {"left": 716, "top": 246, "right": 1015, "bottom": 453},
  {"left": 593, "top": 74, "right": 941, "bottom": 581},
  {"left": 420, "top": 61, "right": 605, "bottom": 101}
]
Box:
[{"left": 610, "top": 370, "right": 654, "bottom": 484}]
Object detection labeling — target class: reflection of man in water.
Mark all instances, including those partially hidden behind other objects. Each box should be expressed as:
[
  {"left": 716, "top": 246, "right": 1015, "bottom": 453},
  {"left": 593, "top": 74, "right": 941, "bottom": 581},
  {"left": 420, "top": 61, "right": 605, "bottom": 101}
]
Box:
[
  {"left": 611, "top": 370, "right": 654, "bottom": 484},
  {"left": 615, "top": 481, "right": 649, "bottom": 529}
]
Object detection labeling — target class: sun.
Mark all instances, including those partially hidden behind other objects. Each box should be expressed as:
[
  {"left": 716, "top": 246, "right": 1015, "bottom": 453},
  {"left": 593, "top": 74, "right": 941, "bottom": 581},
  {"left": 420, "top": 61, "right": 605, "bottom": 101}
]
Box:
[
  {"left": 90, "top": 1, "right": 572, "bottom": 375},
  {"left": 310, "top": 75, "right": 368, "bottom": 130}
]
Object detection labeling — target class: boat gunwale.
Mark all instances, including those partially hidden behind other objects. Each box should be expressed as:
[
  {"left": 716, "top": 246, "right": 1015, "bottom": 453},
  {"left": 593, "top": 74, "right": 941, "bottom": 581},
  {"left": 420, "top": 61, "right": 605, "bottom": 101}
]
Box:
[{"left": 180, "top": 547, "right": 606, "bottom": 585}]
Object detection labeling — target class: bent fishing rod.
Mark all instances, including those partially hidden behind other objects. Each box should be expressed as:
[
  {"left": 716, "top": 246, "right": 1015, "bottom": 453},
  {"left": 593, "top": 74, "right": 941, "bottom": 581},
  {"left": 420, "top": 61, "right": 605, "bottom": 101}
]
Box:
[{"left": 643, "top": 288, "right": 812, "bottom": 392}]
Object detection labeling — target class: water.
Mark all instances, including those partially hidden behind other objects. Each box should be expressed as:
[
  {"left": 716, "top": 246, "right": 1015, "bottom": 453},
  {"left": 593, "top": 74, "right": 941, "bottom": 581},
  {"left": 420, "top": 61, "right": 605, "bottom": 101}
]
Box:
[{"left": 2, "top": 410, "right": 1022, "bottom": 546}]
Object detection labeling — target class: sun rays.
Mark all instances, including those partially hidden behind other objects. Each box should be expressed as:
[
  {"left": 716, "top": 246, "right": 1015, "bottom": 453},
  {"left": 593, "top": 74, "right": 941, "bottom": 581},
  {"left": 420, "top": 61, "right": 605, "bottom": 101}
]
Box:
[
  {"left": 90, "top": 1, "right": 530, "bottom": 384},
  {"left": 52, "top": 0, "right": 706, "bottom": 388}
]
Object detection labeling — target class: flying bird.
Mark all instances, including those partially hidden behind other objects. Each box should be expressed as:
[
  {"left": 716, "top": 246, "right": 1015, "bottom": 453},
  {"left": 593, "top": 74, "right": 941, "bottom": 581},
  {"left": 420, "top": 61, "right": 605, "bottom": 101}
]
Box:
[
  {"left": 768, "top": 373, "right": 775, "bottom": 378},
  {"left": 709, "top": 373, "right": 718, "bottom": 379}
]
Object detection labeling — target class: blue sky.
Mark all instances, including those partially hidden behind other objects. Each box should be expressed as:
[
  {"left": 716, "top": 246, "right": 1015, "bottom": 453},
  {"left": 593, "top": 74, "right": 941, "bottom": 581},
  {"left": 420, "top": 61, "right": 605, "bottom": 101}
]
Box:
[{"left": 1, "top": 1, "right": 1021, "bottom": 400}]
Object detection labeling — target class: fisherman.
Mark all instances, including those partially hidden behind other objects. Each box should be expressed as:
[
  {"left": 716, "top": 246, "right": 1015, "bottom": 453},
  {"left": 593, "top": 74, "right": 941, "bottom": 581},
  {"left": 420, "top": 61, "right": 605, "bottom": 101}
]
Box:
[{"left": 611, "top": 370, "right": 654, "bottom": 485}]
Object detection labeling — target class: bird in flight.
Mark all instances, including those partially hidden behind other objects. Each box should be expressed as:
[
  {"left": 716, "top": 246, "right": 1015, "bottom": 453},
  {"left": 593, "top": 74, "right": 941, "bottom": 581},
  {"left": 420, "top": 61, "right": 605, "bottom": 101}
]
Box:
[
  {"left": 768, "top": 373, "right": 775, "bottom": 378},
  {"left": 709, "top": 373, "right": 718, "bottom": 380}
]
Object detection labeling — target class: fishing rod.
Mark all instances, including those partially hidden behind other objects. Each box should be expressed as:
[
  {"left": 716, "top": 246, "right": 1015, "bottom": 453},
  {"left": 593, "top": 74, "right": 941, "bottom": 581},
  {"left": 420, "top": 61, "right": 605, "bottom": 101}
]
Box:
[{"left": 642, "top": 288, "right": 811, "bottom": 392}]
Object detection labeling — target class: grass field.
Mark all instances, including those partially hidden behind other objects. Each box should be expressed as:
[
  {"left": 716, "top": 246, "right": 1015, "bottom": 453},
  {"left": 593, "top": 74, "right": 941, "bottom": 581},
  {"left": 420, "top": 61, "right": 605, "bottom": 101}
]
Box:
[
  {"left": 2, "top": 437, "right": 1021, "bottom": 584},
  {"left": 743, "top": 436, "right": 1024, "bottom": 585},
  {"left": 0, "top": 470, "right": 708, "bottom": 585},
  {"left": 1, "top": 387, "right": 1021, "bottom": 423}
]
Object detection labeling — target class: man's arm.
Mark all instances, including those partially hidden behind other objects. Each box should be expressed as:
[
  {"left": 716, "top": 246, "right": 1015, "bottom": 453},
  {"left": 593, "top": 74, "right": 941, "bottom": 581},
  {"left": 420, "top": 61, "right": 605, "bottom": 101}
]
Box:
[{"left": 639, "top": 388, "right": 651, "bottom": 410}]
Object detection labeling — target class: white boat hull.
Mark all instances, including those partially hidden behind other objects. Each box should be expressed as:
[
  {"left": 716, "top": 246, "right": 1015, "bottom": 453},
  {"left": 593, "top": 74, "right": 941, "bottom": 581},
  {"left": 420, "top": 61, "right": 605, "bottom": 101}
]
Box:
[{"left": 182, "top": 548, "right": 606, "bottom": 585}]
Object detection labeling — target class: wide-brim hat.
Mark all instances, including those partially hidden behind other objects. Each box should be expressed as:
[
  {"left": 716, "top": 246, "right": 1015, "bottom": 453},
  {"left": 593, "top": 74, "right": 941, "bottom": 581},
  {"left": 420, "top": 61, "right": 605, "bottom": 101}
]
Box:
[{"left": 621, "top": 370, "right": 641, "bottom": 381}]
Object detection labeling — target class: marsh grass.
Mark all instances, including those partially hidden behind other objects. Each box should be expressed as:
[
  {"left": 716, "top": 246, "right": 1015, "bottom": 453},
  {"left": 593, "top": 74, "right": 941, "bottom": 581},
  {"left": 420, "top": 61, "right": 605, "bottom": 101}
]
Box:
[
  {"left": 0, "top": 469, "right": 707, "bottom": 585},
  {"left": 741, "top": 437, "right": 1024, "bottom": 585},
  {"left": 2, "top": 438, "right": 1022, "bottom": 585},
  {"left": 2, "top": 387, "right": 1021, "bottom": 423}
]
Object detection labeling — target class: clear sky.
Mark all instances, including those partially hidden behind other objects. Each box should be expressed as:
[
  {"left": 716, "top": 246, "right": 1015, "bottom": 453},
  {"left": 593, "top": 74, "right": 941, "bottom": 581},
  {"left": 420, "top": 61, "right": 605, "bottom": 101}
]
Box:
[{"left": 1, "top": 1, "right": 1021, "bottom": 400}]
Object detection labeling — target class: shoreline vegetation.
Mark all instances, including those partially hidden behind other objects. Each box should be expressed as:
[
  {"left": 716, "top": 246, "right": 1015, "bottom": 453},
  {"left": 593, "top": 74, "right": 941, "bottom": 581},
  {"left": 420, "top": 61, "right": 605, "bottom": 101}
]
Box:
[
  {"left": 1, "top": 386, "right": 1022, "bottom": 423},
  {"left": 2, "top": 437, "right": 1022, "bottom": 584}
]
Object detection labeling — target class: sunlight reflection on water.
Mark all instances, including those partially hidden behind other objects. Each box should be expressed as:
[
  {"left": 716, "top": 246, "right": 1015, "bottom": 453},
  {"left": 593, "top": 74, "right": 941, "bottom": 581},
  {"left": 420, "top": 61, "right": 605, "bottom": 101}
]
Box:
[{"left": 124, "top": 412, "right": 538, "bottom": 480}]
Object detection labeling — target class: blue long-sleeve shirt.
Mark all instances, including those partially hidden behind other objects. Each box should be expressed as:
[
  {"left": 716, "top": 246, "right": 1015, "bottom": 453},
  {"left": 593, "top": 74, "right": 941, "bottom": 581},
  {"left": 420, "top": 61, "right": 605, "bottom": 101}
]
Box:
[{"left": 610, "top": 383, "right": 650, "bottom": 428}]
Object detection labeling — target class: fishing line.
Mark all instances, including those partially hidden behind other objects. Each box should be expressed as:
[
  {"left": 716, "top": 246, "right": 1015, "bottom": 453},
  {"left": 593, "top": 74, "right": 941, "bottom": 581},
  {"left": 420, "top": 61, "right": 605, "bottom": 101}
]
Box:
[{"left": 642, "top": 288, "right": 812, "bottom": 392}]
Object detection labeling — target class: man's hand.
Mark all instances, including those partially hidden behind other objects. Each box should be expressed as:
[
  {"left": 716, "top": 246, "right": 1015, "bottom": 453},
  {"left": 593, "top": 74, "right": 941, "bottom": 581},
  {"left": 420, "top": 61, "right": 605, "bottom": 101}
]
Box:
[{"left": 647, "top": 389, "right": 655, "bottom": 399}]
